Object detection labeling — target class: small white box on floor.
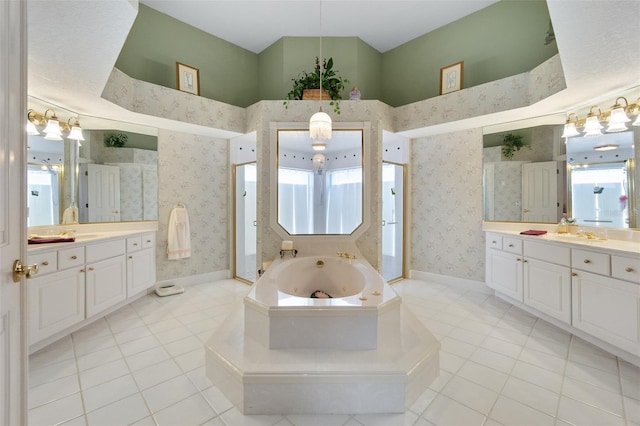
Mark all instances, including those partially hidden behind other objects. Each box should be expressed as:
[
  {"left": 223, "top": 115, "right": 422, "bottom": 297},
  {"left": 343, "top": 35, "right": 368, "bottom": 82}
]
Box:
[{"left": 155, "top": 284, "right": 184, "bottom": 297}]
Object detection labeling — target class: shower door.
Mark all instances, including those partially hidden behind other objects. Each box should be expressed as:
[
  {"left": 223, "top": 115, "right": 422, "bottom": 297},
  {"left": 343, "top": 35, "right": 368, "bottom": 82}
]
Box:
[
  {"left": 382, "top": 162, "right": 405, "bottom": 282},
  {"left": 234, "top": 162, "right": 257, "bottom": 283}
]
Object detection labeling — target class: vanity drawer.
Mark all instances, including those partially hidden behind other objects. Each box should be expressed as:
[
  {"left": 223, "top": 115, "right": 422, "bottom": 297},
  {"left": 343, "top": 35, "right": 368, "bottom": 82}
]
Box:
[
  {"left": 572, "top": 249, "right": 610, "bottom": 275},
  {"left": 86, "top": 239, "right": 126, "bottom": 263},
  {"left": 127, "top": 236, "right": 142, "bottom": 252},
  {"left": 28, "top": 252, "right": 57, "bottom": 275},
  {"left": 486, "top": 234, "right": 502, "bottom": 250},
  {"left": 524, "top": 240, "right": 570, "bottom": 266},
  {"left": 141, "top": 233, "right": 155, "bottom": 250},
  {"left": 58, "top": 247, "right": 85, "bottom": 270},
  {"left": 611, "top": 255, "right": 640, "bottom": 283},
  {"left": 503, "top": 237, "right": 523, "bottom": 254}
]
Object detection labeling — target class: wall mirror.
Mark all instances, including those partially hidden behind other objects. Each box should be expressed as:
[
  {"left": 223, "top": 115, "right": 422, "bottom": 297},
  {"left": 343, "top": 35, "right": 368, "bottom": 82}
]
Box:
[
  {"left": 483, "top": 122, "right": 638, "bottom": 229},
  {"left": 277, "top": 129, "right": 363, "bottom": 235},
  {"left": 27, "top": 106, "right": 158, "bottom": 227},
  {"left": 566, "top": 131, "right": 636, "bottom": 228}
]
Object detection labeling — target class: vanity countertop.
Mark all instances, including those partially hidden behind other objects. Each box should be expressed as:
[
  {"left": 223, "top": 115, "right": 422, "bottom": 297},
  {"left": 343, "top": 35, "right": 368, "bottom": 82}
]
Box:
[
  {"left": 483, "top": 222, "right": 640, "bottom": 256},
  {"left": 27, "top": 222, "right": 158, "bottom": 253}
]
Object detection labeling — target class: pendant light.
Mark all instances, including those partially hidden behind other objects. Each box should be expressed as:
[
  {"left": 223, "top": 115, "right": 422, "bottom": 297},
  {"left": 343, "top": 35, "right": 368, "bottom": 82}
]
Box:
[{"left": 309, "top": 0, "right": 331, "bottom": 146}]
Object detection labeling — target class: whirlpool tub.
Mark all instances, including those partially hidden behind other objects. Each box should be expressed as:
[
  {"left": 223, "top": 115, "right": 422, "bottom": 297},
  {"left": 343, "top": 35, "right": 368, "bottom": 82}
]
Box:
[{"left": 244, "top": 254, "right": 401, "bottom": 350}]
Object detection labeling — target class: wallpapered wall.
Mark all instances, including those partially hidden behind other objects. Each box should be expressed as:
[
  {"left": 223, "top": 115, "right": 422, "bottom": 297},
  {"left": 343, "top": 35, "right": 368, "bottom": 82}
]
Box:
[
  {"left": 411, "top": 129, "right": 485, "bottom": 283},
  {"left": 156, "top": 130, "right": 229, "bottom": 281}
]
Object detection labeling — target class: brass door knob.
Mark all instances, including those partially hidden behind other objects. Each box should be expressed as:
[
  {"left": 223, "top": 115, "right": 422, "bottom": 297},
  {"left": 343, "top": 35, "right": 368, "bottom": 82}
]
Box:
[
  {"left": 626, "top": 267, "right": 634, "bottom": 272},
  {"left": 12, "top": 259, "right": 39, "bottom": 282},
  {"left": 584, "top": 259, "right": 591, "bottom": 264}
]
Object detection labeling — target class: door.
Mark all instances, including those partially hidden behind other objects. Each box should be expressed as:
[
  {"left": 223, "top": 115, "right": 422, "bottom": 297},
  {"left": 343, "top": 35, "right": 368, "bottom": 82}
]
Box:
[
  {"left": 381, "top": 162, "right": 405, "bottom": 282},
  {"left": 79, "top": 163, "right": 121, "bottom": 222},
  {"left": 234, "top": 163, "right": 257, "bottom": 283},
  {"left": 1, "top": 0, "right": 27, "bottom": 423},
  {"left": 522, "top": 161, "right": 559, "bottom": 222}
]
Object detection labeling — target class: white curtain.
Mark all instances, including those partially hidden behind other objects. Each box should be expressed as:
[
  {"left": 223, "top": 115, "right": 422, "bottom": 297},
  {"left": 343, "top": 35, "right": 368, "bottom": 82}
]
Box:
[
  {"left": 278, "top": 168, "right": 314, "bottom": 234},
  {"left": 325, "top": 168, "right": 362, "bottom": 234}
]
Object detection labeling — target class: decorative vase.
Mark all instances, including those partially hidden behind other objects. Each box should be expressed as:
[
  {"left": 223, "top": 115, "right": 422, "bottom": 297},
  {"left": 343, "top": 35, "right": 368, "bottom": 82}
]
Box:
[{"left": 302, "top": 89, "right": 330, "bottom": 100}]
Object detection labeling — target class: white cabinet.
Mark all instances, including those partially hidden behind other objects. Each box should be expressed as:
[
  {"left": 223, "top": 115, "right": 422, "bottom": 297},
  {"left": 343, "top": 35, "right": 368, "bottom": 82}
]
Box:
[
  {"left": 524, "top": 258, "right": 571, "bottom": 323},
  {"left": 126, "top": 232, "right": 156, "bottom": 296},
  {"left": 27, "top": 230, "right": 157, "bottom": 350},
  {"left": 28, "top": 267, "right": 85, "bottom": 345},
  {"left": 487, "top": 248, "right": 523, "bottom": 302},
  {"left": 572, "top": 270, "right": 640, "bottom": 355},
  {"left": 485, "top": 230, "right": 640, "bottom": 362},
  {"left": 86, "top": 256, "right": 127, "bottom": 317}
]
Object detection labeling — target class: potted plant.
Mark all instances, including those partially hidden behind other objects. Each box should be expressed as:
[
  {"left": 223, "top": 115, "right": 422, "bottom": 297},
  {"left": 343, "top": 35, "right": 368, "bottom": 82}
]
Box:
[
  {"left": 104, "top": 132, "right": 128, "bottom": 147},
  {"left": 284, "top": 57, "right": 348, "bottom": 114},
  {"left": 501, "top": 133, "right": 530, "bottom": 159}
]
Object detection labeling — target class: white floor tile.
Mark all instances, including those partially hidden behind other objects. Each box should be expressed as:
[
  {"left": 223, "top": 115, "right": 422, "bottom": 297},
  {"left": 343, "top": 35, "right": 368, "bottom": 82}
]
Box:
[
  {"left": 408, "top": 388, "right": 438, "bottom": 416},
  {"left": 565, "top": 360, "right": 621, "bottom": 393},
  {"left": 488, "top": 326, "right": 529, "bottom": 346},
  {"left": 29, "top": 374, "right": 80, "bottom": 409},
  {"left": 72, "top": 334, "right": 117, "bottom": 357},
  {"left": 284, "top": 414, "right": 351, "bottom": 426},
  {"left": 174, "top": 347, "right": 205, "bottom": 372},
  {"left": 29, "top": 357, "right": 78, "bottom": 388},
  {"left": 81, "top": 374, "right": 139, "bottom": 413},
  {"left": 163, "top": 335, "right": 203, "bottom": 357},
  {"left": 132, "top": 358, "right": 183, "bottom": 390},
  {"left": 525, "top": 335, "right": 570, "bottom": 359},
  {"left": 201, "top": 386, "right": 234, "bottom": 414},
  {"left": 76, "top": 346, "right": 122, "bottom": 371},
  {"left": 439, "top": 351, "right": 466, "bottom": 373},
  {"left": 562, "top": 376, "right": 624, "bottom": 417},
  {"left": 624, "top": 396, "right": 640, "bottom": 424},
  {"left": 113, "top": 325, "right": 153, "bottom": 345},
  {"left": 185, "top": 366, "right": 213, "bottom": 391},
  {"left": 510, "top": 360, "right": 564, "bottom": 393},
  {"left": 456, "top": 361, "right": 508, "bottom": 392},
  {"left": 124, "top": 345, "right": 171, "bottom": 372},
  {"left": 28, "top": 392, "right": 84, "bottom": 426},
  {"left": 219, "top": 407, "right": 285, "bottom": 426},
  {"left": 85, "top": 393, "right": 150, "bottom": 426},
  {"left": 468, "top": 348, "right": 516, "bottom": 374},
  {"left": 440, "top": 337, "right": 477, "bottom": 359},
  {"left": 153, "top": 393, "right": 216, "bottom": 425},
  {"left": 480, "top": 336, "right": 523, "bottom": 359},
  {"left": 422, "top": 394, "right": 486, "bottom": 426},
  {"left": 448, "top": 327, "right": 486, "bottom": 346},
  {"left": 500, "top": 376, "right": 560, "bottom": 416},
  {"left": 517, "top": 347, "right": 566, "bottom": 375},
  {"left": 352, "top": 411, "right": 419, "bottom": 426},
  {"left": 119, "top": 335, "right": 161, "bottom": 357},
  {"left": 141, "top": 374, "right": 198, "bottom": 413},
  {"left": 489, "top": 395, "right": 555, "bottom": 426},
  {"left": 441, "top": 376, "right": 498, "bottom": 415},
  {"left": 557, "top": 396, "right": 625, "bottom": 426},
  {"left": 78, "top": 358, "right": 130, "bottom": 390}
]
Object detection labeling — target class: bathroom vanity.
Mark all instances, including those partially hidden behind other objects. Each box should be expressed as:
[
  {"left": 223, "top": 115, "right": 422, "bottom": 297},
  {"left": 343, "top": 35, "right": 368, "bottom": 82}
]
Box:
[
  {"left": 27, "top": 225, "right": 157, "bottom": 353},
  {"left": 484, "top": 223, "right": 640, "bottom": 365}
]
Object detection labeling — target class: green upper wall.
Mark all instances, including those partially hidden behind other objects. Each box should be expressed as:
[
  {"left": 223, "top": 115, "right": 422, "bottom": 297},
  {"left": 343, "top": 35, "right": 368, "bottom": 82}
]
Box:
[
  {"left": 382, "top": 0, "right": 557, "bottom": 106},
  {"left": 116, "top": 4, "right": 259, "bottom": 107},
  {"left": 115, "top": 0, "right": 556, "bottom": 109}
]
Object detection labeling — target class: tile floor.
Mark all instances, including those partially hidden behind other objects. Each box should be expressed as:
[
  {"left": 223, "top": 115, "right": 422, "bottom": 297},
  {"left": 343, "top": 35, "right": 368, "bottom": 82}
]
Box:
[{"left": 28, "top": 278, "right": 640, "bottom": 426}]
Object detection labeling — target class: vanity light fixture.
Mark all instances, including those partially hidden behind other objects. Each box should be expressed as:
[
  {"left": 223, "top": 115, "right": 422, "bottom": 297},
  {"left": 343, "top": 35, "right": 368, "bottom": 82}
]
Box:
[
  {"left": 606, "top": 97, "right": 631, "bottom": 133},
  {"left": 42, "top": 109, "right": 63, "bottom": 140},
  {"left": 583, "top": 106, "right": 604, "bottom": 137},
  {"left": 308, "top": 1, "right": 332, "bottom": 145},
  {"left": 593, "top": 144, "right": 619, "bottom": 151},
  {"left": 66, "top": 116, "right": 85, "bottom": 142},
  {"left": 561, "top": 113, "right": 580, "bottom": 138},
  {"left": 26, "top": 108, "right": 85, "bottom": 141}
]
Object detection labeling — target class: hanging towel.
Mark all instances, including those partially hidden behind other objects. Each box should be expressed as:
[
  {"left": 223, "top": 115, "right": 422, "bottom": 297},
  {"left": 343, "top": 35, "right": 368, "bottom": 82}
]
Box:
[
  {"left": 167, "top": 205, "right": 191, "bottom": 260},
  {"left": 61, "top": 206, "right": 78, "bottom": 224}
]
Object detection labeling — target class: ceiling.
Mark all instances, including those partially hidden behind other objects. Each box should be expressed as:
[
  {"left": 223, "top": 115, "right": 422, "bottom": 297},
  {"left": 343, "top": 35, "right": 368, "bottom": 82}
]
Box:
[
  {"left": 139, "top": 0, "right": 499, "bottom": 54},
  {"left": 26, "top": 0, "right": 640, "bottom": 138}
]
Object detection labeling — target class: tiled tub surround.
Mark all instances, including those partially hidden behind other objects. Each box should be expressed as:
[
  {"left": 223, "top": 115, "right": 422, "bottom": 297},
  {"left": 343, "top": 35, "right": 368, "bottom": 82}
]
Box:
[
  {"left": 28, "top": 278, "right": 640, "bottom": 425},
  {"left": 207, "top": 253, "right": 440, "bottom": 414},
  {"left": 483, "top": 222, "right": 640, "bottom": 368}
]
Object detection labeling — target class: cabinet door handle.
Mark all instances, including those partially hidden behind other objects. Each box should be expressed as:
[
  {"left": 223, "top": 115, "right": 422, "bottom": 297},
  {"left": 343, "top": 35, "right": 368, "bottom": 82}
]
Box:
[
  {"left": 516, "top": 258, "right": 522, "bottom": 262},
  {"left": 508, "top": 244, "right": 514, "bottom": 248},
  {"left": 71, "top": 255, "right": 77, "bottom": 260},
  {"left": 129, "top": 256, "right": 133, "bottom": 259},
  {"left": 572, "top": 272, "right": 578, "bottom": 276},
  {"left": 42, "top": 261, "right": 49, "bottom": 266},
  {"left": 492, "top": 240, "right": 496, "bottom": 244},
  {"left": 146, "top": 240, "right": 151, "bottom": 243},
  {"left": 88, "top": 267, "right": 94, "bottom": 271},
  {"left": 133, "top": 243, "right": 138, "bottom": 246},
  {"left": 583, "top": 259, "right": 591, "bottom": 264},
  {"left": 80, "top": 269, "right": 86, "bottom": 272},
  {"left": 626, "top": 267, "right": 634, "bottom": 272},
  {"left": 523, "top": 260, "right": 528, "bottom": 263}
]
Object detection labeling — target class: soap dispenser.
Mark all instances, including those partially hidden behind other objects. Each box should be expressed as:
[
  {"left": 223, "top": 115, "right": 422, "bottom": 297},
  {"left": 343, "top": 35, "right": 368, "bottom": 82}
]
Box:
[{"left": 558, "top": 214, "right": 568, "bottom": 234}]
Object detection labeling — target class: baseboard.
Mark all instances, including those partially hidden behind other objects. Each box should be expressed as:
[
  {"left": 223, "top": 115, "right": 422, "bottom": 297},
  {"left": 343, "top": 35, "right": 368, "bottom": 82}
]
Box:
[
  {"left": 408, "top": 270, "right": 492, "bottom": 294},
  {"left": 153, "top": 269, "right": 231, "bottom": 290}
]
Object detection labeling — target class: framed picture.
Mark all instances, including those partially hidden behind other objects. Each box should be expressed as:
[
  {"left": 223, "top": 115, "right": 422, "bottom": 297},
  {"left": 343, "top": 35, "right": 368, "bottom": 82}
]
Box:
[
  {"left": 176, "top": 62, "right": 200, "bottom": 95},
  {"left": 439, "top": 61, "right": 464, "bottom": 95}
]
